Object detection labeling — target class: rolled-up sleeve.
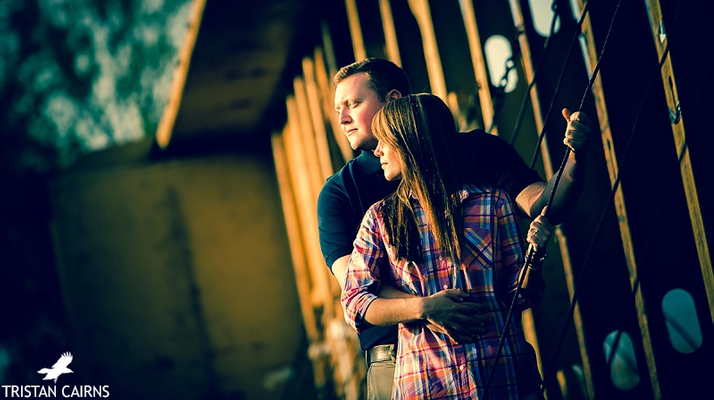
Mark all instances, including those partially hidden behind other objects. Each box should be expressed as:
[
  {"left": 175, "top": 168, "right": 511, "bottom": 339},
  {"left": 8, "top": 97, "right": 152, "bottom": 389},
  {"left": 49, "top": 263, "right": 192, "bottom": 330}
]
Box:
[{"left": 341, "top": 206, "right": 387, "bottom": 334}]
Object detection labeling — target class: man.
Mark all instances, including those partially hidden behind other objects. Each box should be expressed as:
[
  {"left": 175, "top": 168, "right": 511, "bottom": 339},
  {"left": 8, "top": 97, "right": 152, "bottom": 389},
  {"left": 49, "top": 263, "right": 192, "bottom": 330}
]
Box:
[{"left": 317, "top": 58, "right": 592, "bottom": 399}]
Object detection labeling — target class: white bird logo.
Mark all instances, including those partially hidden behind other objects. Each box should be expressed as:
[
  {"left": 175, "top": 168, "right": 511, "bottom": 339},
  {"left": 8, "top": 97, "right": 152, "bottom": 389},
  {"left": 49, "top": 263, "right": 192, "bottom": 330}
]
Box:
[{"left": 37, "top": 352, "right": 74, "bottom": 383}]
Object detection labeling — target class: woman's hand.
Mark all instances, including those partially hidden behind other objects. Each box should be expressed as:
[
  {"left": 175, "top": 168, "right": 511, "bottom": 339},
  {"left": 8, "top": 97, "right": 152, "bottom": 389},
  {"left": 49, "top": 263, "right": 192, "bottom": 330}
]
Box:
[{"left": 526, "top": 207, "right": 554, "bottom": 253}]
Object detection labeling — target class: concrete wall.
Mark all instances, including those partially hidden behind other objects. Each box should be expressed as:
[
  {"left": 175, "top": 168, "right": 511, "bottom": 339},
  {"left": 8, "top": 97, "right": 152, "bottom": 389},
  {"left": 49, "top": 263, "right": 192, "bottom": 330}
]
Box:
[{"left": 49, "top": 144, "right": 309, "bottom": 399}]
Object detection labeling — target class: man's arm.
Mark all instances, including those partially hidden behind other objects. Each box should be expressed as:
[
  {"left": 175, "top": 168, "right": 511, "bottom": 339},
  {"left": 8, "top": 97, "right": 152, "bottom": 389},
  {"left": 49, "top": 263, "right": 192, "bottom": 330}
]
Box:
[
  {"left": 331, "top": 255, "right": 413, "bottom": 294},
  {"left": 515, "top": 108, "right": 592, "bottom": 224},
  {"left": 335, "top": 255, "right": 489, "bottom": 341},
  {"left": 361, "top": 290, "right": 490, "bottom": 343},
  {"left": 332, "top": 255, "right": 350, "bottom": 290}
]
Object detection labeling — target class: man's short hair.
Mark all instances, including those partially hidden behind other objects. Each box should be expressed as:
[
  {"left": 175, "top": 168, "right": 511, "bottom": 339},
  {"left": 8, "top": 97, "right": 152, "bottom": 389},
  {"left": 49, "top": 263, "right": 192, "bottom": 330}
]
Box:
[{"left": 333, "top": 58, "right": 412, "bottom": 101}]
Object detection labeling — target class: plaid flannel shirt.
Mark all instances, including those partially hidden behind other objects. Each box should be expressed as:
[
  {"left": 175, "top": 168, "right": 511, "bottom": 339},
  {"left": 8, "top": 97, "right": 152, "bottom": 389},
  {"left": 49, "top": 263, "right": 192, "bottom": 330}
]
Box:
[{"left": 342, "top": 184, "right": 543, "bottom": 399}]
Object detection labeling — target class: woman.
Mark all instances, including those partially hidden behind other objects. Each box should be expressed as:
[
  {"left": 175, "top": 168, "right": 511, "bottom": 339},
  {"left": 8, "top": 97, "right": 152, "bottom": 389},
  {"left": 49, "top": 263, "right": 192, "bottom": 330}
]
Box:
[{"left": 341, "top": 94, "right": 552, "bottom": 399}]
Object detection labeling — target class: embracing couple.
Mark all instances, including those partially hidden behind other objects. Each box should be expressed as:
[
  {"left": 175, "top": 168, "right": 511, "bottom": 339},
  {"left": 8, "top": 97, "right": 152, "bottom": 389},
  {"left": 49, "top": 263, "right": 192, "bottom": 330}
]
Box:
[{"left": 318, "top": 58, "right": 593, "bottom": 399}]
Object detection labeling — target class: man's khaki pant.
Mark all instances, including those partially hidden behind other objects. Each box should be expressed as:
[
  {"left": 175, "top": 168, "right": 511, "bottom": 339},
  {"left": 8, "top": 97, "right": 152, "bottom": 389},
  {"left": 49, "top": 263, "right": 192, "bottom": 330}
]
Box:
[{"left": 366, "top": 359, "right": 395, "bottom": 400}]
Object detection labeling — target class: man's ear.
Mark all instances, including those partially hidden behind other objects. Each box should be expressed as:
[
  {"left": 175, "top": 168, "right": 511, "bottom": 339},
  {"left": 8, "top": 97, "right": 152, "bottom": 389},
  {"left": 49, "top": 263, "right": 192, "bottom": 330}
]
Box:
[{"left": 386, "top": 89, "right": 402, "bottom": 101}]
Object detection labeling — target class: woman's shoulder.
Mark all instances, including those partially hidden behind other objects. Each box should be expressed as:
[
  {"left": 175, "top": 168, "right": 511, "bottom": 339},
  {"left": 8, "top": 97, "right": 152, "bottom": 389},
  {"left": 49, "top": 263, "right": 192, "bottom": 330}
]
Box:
[{"left": 362, "top": 197, "right": 390, "bottom": 226}]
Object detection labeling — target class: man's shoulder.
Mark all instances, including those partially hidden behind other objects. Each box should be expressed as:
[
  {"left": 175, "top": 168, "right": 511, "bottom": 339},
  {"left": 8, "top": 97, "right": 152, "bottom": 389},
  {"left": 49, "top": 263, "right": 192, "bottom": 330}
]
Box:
[
  {"left": 323, "top": 152, "right": 379, "bottom": 187},
  {"left": 327, "top": 151, "right": 371, "bottom": 176},
  {"left": 454, "top": 129, "right": 522, "bottom": 160},
  {"left": 319, "top": 151, "right": 398, "bottom": 218},
  {"left": 456, "top": 128, "right": 506, "bottom": 144},
  {"left": 319, "top": 152, "right": 369, "bottom": 203},
  {"left": 322, "top": 154, "right": 357, "bottom": 185},
  {"left": 319, "top": 167, "right": 348, "bottom": 203},
  {"left": 459, "top": 128, "right": 489, "bottom": 136}
]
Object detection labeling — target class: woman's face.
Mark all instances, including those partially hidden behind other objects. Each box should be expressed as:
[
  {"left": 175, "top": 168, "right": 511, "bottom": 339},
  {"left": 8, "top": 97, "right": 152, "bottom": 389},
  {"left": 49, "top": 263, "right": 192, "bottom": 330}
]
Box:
[{"left": 374, "top": 139, "right": 403, "bottom": 181}]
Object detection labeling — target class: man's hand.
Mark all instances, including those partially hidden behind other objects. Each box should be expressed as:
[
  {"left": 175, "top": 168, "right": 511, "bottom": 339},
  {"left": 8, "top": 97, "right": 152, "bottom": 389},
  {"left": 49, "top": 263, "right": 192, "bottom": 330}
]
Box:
[
  {"left": 562, "top": 108, "right": 593, "bottom": 159},
  {"left": 420, "top": 289, "right": 491, "bottom": 344},
  {"left": 516, "top": 108, "right": 593, "bottom": 224}
]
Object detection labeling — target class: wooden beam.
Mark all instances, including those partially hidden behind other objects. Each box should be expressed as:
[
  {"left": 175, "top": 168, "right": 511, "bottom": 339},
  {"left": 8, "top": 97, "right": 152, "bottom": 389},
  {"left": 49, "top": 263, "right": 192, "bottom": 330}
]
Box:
[
  {"left": 407, "top": 0, "right": 448, "bottom": 101},
  {"left": 285, "top": 95, "right": 334, "bottom": 317},
  {"left": 271, "top": 132, "right": 319, "bottom": 344},
  {"left": 457, "top": 0, "right": 496, "bottom": 134},
  {"left": 644, "top": 0, "right": 714, "bottom": 324},
  {"left": 303, "top": 57, "right": 334, "bottom": 181},
  {"left": 294, "top": 77, "right": 328, "bottom": 197},
  {"left": 314, "top": 47, "right": 354, "bottom": 165},
  {"left": 345, "top": 0, "right": 367, "bottom": 61},
  {"left": 575, "top": 0, "right": 659, "bottom": 397},
  {"left": 155, "top": 0, "right": 207, "bottom": 149},
  {"left": 379, "top": 0, "right": 402, "bottom": 66}
]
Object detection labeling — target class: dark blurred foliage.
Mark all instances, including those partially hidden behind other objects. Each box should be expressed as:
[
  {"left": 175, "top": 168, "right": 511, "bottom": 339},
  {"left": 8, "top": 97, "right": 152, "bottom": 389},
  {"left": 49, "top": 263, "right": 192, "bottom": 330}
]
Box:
[{"left": 0, "top": 0, "right": 191, "bottom": 384}]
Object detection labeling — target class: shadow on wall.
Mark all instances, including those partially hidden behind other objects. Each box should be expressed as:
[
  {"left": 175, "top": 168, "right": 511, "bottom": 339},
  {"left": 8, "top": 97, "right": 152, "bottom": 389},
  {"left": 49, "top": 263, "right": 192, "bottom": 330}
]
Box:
[
  {"left": 1, "top": 138, "right": 315, "bottom": 400},
  {"left": 0, "top": 170, "right": 69, "bottom": 388}
]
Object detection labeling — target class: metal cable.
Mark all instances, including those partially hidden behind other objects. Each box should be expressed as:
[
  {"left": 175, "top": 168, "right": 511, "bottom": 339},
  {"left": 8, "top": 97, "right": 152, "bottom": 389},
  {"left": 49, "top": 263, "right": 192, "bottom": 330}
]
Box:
[
  {"left": 487, "top": 56, "right": 517, "bottom": 133},
  {"left": 491, "top": 0, "right": 560, "bottom": 137}
]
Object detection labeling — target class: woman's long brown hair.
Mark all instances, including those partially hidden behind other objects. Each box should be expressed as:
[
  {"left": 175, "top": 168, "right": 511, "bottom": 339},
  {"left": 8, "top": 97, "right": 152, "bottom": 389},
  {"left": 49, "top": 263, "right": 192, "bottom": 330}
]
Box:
[{"left": 372, "top": 94, "right": 464, "bottom": 263}]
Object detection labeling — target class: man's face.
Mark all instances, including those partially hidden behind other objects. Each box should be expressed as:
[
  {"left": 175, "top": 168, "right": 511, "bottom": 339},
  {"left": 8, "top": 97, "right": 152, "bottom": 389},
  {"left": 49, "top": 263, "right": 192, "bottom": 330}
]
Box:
[
  {"left": 333, "top": 73, "right": 385, "bottom": 151},
  {"left": 374, "top": 140, "right": 403, "bottom": 181}
]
